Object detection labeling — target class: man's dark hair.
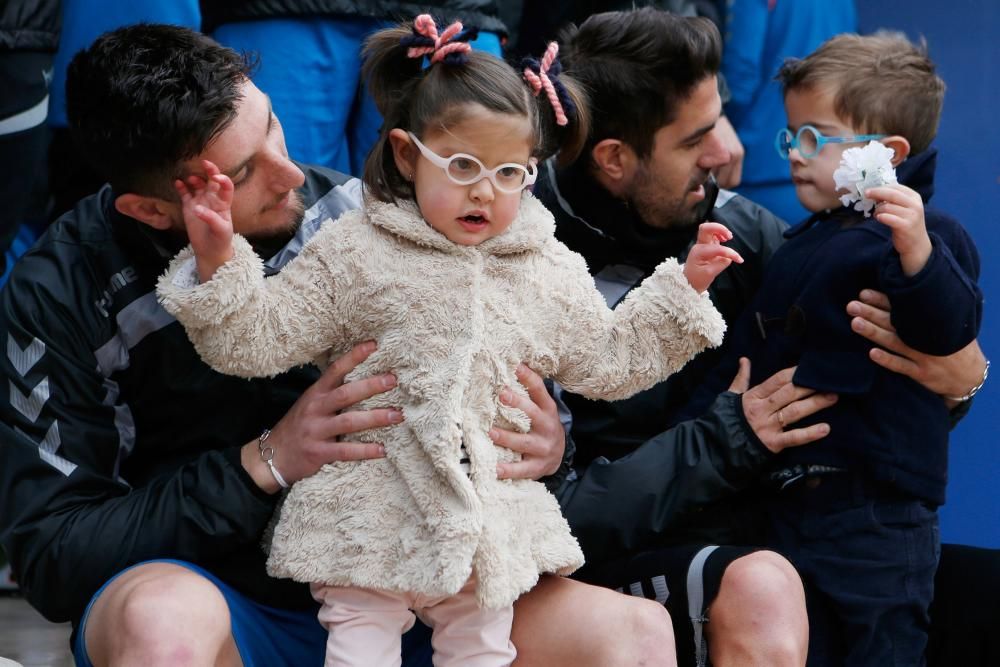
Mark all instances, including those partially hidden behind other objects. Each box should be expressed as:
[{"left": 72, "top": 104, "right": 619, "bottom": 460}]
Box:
[
  {"left": 66, "top": 23, "right": 255, "bottom": 199},
  {"left": 560, "top": 7, "right": 722, "bottom": 159}
]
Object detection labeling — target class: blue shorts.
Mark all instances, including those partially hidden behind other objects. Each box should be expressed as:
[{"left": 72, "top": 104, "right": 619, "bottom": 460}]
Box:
[{"left": 73, "top": 559, "right": 433, "bottom": 667}]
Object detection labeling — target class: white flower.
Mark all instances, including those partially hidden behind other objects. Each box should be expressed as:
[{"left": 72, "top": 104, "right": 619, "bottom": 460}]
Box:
[{"left": 832, "top": 141, "right": 897, "bottom": 217}]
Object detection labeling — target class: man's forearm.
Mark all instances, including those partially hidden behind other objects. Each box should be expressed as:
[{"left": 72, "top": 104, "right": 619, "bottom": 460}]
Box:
[{"left": 557, "top": 392, "right": 771, "bottom": 565}]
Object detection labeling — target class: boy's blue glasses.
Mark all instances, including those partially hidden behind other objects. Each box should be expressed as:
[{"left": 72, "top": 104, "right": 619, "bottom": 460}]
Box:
[{"left": 775, "top": 124, "right": 886, "bottom": 160}]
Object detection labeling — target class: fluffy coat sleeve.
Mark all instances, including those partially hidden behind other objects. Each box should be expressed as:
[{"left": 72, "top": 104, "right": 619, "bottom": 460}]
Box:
[
  {"left": 545, "top": 241, "right": 727, "bottom": 401},
  {"left": 156, "top": 216, "right": 362, "bottom": 378}
]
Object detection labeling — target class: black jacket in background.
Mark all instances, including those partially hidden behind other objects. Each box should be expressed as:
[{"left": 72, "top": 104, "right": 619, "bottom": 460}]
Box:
[
  {"left": 200, "top": 0, "right": 507, "bottom": 36},
  {"left": 0, "top": 0, "right": 61, "bottom": 51}
]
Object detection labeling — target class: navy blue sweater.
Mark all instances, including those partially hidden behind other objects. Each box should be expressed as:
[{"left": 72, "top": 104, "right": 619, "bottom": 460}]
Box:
[{"left": 682, "top": 150, "right": 982, "bottom": 505}]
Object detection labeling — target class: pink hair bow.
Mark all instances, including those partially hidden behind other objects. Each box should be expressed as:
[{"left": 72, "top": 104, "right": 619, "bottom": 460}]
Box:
[
  {"left": 405, "top": 14, "right": 473, "bottom": 64},
  {"left": 522, "top": 42, "right": 569, "bottom": 126}
]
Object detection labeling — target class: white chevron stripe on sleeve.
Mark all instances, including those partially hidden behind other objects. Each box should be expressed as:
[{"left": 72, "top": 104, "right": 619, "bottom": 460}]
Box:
[
  {"left": 10, "top": 377, "right": 49, "bottom": 422},
  {"left": 16, "top": 423, "right": 77, "bottom": 476},
  {"left": 7, "top": 335, "right": 45, "bottom": 376}
]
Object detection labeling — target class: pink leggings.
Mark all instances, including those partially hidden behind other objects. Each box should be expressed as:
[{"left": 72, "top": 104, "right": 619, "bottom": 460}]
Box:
[{"left": 311, "top": 576, "right": 516, "bottom": 667}]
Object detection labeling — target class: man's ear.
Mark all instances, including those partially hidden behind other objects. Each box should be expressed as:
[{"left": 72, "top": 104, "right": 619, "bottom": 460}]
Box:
[
  {"left": 388, "top": 128, "right": 419, "bottom": 182},
  {"left": 114, "top": 193, "right": 178, "bottom": 230},
  {"left": 590, "top": 139, "right": 631, "bottom": 182},
  {"left": 590, "top": 138, "right": 640, "bottom": 198},
  {"left": 881, "top": 135, "right": 911, "bottom": 166}
]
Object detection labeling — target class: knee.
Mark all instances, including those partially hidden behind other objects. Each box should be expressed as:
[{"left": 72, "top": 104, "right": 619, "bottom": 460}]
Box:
[
  {"left": 618, "top": 597, "right": 677, "bottom": 667},
  {"left": 716, "top": 550, "right": 804, "bottom": 612},
  {"left": 117, "top": 571, "right": 231, "bottom": 642},
  {"left": 710, "top": 551, "right": 807, "bottom": 665},
  {"left": 90, "top": 565, "right": 233, "bottom": 663}
]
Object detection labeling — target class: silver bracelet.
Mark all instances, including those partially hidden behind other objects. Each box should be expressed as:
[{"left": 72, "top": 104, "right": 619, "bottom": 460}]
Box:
[
  {"left": 945, "top": 359, "right": 990, "bottom": 403},
  {"left": 258, "top": 429, "right": 289, "bottom": 489}
]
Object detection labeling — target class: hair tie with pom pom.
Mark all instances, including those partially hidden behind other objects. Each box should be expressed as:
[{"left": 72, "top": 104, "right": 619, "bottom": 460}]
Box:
[
  {"left": 521, "top": 42, "right": 574, "bottom": 126},
  {"left": 401, "top": 14, "right": 477, "bottom": 65}
]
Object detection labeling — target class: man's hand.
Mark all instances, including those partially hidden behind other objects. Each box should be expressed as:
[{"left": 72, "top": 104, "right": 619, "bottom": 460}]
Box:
[
  {"left": 683, "top": 222, "right": 744, "bottom": 293},
  {"left": 848, "top": 289, "right": 988, "bottom": 406},
  {"left": 492, "top": 364, "right": 565, "bottom": 480},
  {"left": 241, "top": 341, "right": 402, "bottom": 493},
  {"left": 711, "top": 115, "right": 745, "bottom": 189},
  {"left": 174, "top": 159, "right": 236, "bottom": 282},
  {"left": 731, "top": 357, "right": 837, "bottom": 453}
]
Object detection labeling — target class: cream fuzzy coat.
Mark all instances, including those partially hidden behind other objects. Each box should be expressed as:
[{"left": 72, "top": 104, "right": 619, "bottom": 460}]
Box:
[{"left": 157, "top": 193, "right": 726, "bottom": 609}]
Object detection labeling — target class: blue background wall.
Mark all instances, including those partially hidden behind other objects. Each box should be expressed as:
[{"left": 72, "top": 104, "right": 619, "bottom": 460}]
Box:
[{"left": 857, "top": 2, "right": 1000, "bottom": 546}]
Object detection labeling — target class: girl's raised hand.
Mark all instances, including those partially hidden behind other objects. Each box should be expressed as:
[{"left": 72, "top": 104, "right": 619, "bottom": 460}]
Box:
[
  {"left": 683, "top": 222, "right": 744, "bottom": 293},
  {"left": 174, "top": 159, "right": 236, "bottom": 282},
  {"left": 865, "top": 183, "right": 932, "bottom": 277}
]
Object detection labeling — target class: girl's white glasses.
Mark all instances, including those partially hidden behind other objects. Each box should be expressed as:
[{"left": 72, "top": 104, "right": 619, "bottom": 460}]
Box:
[{"left": 408, "top": 132, "right": 537, "bottom": 194}]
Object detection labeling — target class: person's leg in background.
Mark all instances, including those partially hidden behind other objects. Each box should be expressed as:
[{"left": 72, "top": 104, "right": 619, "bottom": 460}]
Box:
[
  {"left": 345, "top": 28, "right": 505, "bottom": 176},
  {"left": 213, "top": 16, "right": 509, "bottom": 177},
  {"left": 213, "top": 17, "right": 390, "bottom": 176},
  {"left": 44, "top": 0, "right": 202, "bottom": 222}
]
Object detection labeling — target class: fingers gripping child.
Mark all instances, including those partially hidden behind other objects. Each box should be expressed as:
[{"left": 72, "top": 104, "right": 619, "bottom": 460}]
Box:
[{"left": 174, "top": 158, "right": 236, "bottom": 282}]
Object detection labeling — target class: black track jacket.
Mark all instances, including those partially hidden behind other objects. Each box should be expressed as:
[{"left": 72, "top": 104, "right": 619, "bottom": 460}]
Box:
[
  {"left": 0, "top": 164, "right": 360, "bottom": 624},
  {"left": 534, "top": 159, "right": 789, "bottom": 564}
]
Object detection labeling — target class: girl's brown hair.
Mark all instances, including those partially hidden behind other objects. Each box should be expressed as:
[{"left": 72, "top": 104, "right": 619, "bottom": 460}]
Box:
[{"left": 362, "top": 21, "right": 589, "bottom": 203}]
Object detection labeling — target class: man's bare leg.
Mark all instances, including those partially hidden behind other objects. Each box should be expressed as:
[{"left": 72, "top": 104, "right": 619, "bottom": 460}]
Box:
[
  {"left": 706, "top": 551, "right": 808, "bottom": 667},
  {"left": 84, "top": 562, "right": 242, "bottom": 667},
  {"left": 512, "top": 575, "right": 676, "bottom": 667}
]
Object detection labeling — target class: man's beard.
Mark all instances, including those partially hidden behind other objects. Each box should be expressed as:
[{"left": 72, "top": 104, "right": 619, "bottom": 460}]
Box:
[
  {"left": 627, "top": 165, "right": 705, "bottom": 231},
  {"left": 246, "top": 190, "right": 307, "bottom": 260}
]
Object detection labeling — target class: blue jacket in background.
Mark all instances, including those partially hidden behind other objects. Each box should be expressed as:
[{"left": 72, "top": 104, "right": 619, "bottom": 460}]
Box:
[
  {"left": 47, "top": 0, "right": 201, "bottom": 128},
  {"left": 722, "top": 0, "right": 855, "bottom": 208}
]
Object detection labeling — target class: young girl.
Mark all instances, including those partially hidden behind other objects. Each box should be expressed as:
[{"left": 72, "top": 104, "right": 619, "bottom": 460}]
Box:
[{"left": 158, "top": 15, "right": 742, "bottom": 667}]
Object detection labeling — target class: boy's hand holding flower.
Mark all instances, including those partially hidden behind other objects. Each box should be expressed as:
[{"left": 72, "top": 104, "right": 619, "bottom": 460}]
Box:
[
  {"left": 174, "top": 159, "right": 236, "bottom": 282},
  {"left": 833, "top": 141, "right": 898, "bottom": 216},
  {"left": 683, "top": 222, "right": 744, "bottom": 294},
  {"left": 834, "top": 142, "right": 931, "bottom": 277}
]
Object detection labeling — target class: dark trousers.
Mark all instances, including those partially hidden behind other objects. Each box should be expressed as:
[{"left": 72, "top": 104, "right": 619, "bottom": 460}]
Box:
[{"left": 765, "top": 475, "right": 939, "bottom": 667}]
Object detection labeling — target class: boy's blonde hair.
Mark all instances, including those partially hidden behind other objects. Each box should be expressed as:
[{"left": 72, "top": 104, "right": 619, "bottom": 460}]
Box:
[{"left": 777, "top": 31, "right": 945, "bottom": 155}]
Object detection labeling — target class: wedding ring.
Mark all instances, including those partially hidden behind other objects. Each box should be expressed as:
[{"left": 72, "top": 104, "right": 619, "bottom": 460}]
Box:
[{"left": 776, "top": 409, "right": 787, "bottom": 429}]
